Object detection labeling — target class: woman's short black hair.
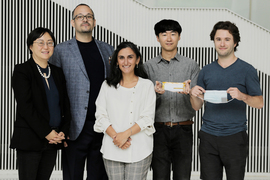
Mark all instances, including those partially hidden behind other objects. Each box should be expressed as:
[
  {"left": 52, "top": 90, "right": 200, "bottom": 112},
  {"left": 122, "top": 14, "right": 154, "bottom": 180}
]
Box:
[
  {"left": 106, "top": 41, "right": 148, "bottom": 88},
  {"left": 27, "top": 27, "right": 56, "bottom": 54},
  {"left": 154, "top": 19, "right": 182, "bottom": 37}
]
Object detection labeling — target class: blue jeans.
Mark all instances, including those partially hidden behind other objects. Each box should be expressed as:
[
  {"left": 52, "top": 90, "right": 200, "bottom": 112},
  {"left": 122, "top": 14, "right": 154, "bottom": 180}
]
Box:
[
  {"left": 152, "top": 123, "right": 193, "bottom": 180},
  {"left": 199, "top": 130, "right": 248, "bottom": 180}
]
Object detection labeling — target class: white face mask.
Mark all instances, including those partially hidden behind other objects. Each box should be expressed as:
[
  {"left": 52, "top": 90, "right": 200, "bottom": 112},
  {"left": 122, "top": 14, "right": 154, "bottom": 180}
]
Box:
[{"left": 200, "top": 90, "right": 234, "bottom": 104}]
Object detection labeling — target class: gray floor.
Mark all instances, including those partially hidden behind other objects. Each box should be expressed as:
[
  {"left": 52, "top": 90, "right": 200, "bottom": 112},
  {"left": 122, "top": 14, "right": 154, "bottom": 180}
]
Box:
[{"left": 1, "top": 170, "right": 270, "bottom": 180}]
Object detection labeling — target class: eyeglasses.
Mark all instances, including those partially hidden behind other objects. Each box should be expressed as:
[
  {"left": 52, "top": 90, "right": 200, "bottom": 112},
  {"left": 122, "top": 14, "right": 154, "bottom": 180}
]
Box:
[
  {"left": 73, "top": 14, "right": 94, "bottom": 21},
  {"left": 34, "top": 41, "right": 54, "bottom": 47}
]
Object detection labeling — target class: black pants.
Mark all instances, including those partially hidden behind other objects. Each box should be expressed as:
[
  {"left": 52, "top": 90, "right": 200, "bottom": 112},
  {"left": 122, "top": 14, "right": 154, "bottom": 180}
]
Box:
[
  {"left": 17, "top": 145, "right": 57, "bottom": 180},
  {"left": 199, "top": 130, "right": 248, "bottom": 180},
  {"left": 62, "top": 120, "right": 107, "bottom": 180},
  {"left": 152, "top": 123, "right": 193, "bottom": 180}
]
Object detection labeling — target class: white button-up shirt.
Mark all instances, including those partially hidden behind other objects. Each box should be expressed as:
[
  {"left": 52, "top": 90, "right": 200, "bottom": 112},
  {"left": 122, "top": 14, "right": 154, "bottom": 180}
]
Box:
[{"left": 94, "top": 77, "right": 156, "bottom": 163}]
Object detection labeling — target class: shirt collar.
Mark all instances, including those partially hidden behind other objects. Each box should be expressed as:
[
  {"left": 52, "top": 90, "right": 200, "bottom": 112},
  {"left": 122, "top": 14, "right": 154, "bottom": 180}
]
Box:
[{"left": 157, "top": 53, "right": 180, "bottom": 64}]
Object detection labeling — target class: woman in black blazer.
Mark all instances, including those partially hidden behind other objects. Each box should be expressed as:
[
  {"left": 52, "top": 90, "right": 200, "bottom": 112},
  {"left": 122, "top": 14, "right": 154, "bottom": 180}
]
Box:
[{"left": 11, "top": 27, "right": 71, "bottom": 180}]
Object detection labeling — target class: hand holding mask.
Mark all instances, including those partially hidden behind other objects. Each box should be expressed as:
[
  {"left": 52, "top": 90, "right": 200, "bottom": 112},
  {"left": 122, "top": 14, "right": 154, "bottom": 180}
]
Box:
[{"left": 198, "top": 90, "right": 234, "bottom": 104}]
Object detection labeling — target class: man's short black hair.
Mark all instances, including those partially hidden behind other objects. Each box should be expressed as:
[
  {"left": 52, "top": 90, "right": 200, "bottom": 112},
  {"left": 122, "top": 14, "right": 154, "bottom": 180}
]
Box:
[{"left": 154, "top": 19, "right": 182, "bottom": 36}]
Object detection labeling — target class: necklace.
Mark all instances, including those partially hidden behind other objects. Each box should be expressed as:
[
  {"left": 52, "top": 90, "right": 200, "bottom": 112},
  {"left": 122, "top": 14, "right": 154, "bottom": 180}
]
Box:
[{"left": 36, "top": 64, "right": 51, "bottom": 79}]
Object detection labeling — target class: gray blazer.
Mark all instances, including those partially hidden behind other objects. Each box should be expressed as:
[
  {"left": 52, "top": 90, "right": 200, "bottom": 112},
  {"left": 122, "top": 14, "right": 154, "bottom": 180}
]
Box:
[{"left": 49, "top": 37, "right": 114, "bottom": 140}]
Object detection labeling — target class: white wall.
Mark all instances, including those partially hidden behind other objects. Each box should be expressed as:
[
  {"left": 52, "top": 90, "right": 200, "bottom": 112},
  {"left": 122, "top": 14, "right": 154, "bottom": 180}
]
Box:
[
  {"left": 250, "top": 0, "right": 270, "bottom": 29},
  {"left": 137, "top": 0, "right": 270, "bottom": 30}
]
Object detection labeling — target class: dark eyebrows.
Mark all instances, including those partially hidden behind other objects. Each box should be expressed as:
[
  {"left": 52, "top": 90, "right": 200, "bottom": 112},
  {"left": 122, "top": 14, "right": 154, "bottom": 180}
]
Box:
[
  {"left": 35, "top": 39, "right": 53, "bottom": 42},
  {"left": 118, "top": 54, "right": 135, "bottom": 58},
  {"left": 215, "top": 37, "right": 231, "bottom": 40}
]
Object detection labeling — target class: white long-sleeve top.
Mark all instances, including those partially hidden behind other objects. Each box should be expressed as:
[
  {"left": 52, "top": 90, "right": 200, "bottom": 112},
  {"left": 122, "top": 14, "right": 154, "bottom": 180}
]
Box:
[{"left": 94, "top": 77, "right": 156, "bottom": 163}]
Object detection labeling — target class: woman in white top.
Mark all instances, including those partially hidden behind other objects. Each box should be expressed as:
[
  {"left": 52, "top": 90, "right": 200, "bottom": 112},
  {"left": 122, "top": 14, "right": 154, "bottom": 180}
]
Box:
[{"left": 94, "top": 42, "right": 156, "bottom": 180}]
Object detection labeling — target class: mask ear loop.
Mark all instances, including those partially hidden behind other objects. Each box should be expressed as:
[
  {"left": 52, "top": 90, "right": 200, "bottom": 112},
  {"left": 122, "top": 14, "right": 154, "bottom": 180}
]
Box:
[
  {"left": 196, "top": 96, "right": 234, "bottom": 104},
  {"left": 196, "top": 96, "right": 204, "bottom": 101},
  {"left": 225, "top": 98, "right": 234, "bottom": 103}
]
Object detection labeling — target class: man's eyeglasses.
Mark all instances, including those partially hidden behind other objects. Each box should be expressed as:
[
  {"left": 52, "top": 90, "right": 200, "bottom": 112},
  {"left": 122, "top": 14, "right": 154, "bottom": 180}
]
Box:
[
  {"left": 73, "top": 14, "right": 94, "bottom": 21},
  {"left": 34, "top": 41, "right": 54, "bottom": 47}
]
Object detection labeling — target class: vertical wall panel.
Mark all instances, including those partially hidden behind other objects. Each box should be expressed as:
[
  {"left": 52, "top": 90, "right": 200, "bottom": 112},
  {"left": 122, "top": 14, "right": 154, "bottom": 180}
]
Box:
[
  {"left": 0, "top": 0, "right": 3, "bottom": 170},
  {"left": 0, "top": 0, "right": 269, "bottom": 174}
]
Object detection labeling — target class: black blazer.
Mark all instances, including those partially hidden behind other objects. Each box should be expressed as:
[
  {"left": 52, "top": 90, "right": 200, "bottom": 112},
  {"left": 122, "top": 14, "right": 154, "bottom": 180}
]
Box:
[{"left": 10, "top": 57, "right": 71, "bottom": 151}]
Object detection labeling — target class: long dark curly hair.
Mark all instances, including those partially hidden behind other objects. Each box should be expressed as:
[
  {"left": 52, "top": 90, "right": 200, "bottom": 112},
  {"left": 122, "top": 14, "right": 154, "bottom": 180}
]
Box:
[{"left": 106, "top": 41, "right": 148, "bottom": 88}]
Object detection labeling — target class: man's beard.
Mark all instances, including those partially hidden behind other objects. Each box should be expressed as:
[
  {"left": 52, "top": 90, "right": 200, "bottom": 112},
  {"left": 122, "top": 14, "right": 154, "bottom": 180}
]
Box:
[
  {"left": 79, "top": 23, "right": 92, "bottom": 33},
  {"left": 81, "top": 29, "right": 92, "bottom": 33}
]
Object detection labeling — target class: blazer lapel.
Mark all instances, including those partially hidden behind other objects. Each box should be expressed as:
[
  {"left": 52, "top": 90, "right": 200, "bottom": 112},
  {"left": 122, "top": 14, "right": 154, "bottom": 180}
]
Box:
[
  {"left": 67, "top": 37, "right": 89, "bottom": 80},
  {"left": 50, "top": 65, "right": 63, "bottom": 109},
  {"left": 95, "top": 39, "right": 110, "bottom": 78},
  {"left": 29, "top": 58, "right": 50, "bottom": 115}
]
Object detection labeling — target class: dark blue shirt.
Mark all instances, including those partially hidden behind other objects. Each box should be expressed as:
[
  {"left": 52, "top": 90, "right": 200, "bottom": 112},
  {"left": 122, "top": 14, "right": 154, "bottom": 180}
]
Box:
[
  {"left": 38, "top": 64, "right": 61, "bottom": 127},
  {"left": 197, "top": 59, "right": 262, "bottom": 136}
]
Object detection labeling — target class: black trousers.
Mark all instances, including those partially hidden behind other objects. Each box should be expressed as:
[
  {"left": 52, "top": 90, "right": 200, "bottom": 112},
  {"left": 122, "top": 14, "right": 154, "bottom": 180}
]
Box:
[
  {"left": 17, "top": 145, "right": 57, "bottom": 180},
  {"left": 199, "top": 130, "right": 248, "bottom": 180},
  {"left": 152, "top": 123, "right": 193, "bottom": 180},
  {"left": 62, "top": 120, "right": 107, "bottom": 180}
]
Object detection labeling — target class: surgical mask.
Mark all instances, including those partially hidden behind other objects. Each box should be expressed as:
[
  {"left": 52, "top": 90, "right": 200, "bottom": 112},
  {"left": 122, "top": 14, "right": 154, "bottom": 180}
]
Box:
[{"left": 198, "top": 90, "right": 234, "bottom": 104}]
